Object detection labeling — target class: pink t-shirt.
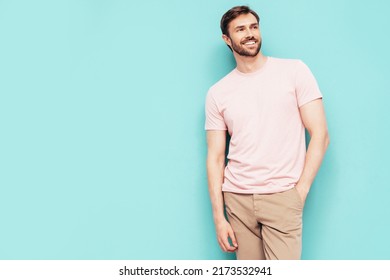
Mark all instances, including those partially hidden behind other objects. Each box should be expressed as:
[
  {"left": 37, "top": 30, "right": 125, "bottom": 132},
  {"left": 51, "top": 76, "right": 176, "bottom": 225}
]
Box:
[{"left": 205, "top": 57, "right": 322, "bottom": 194}]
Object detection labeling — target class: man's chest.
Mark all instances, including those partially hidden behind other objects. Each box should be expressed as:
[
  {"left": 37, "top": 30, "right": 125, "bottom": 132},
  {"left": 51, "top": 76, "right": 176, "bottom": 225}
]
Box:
[{"left": 219, "top": 83, "right": 299, "bottom": 134}]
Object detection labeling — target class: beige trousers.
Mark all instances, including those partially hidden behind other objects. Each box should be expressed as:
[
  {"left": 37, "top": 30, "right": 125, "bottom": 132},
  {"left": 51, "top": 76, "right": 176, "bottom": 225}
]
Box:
[{"left": 223, "top": 188, "right": 304, "bottom": 260}]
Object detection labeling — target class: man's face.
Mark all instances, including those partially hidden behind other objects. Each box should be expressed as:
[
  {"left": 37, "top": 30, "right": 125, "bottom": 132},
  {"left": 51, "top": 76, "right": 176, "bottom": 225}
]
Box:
[{"left": 223, "top": 13, "right": 262, "bottom": 57}]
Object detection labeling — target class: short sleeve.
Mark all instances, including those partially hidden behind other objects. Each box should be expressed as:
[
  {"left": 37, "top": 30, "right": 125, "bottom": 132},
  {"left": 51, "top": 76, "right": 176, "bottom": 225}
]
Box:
[
  {"left": 205, "top": 91, "right": 227, "bottom": 130},
  {"left": 295, "top": 60, "right": 322, "bottom": 107}
]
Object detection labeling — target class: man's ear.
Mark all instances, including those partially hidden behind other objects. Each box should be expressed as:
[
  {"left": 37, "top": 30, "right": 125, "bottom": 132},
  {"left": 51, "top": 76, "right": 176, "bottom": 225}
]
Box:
[{"left": 222, "top": 34, "right": 231, "bottom": 47}]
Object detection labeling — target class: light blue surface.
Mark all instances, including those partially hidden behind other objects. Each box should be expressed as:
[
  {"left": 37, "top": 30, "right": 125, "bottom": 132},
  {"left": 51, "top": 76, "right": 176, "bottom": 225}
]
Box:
[{"left": 0, "top": 0, "right": 389, "bottom": 259}]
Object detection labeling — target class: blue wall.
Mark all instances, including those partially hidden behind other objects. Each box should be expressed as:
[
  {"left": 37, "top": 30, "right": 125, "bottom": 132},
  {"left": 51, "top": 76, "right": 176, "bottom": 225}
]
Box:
[{"left": 1, "top": 0, "right": 389, "bottom": 259}]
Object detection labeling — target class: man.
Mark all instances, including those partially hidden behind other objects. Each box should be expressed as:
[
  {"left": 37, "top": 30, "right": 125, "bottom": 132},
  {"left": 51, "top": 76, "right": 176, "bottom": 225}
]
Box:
[{"left": 205, "top": 6, "right": 329, "bottom": 260}]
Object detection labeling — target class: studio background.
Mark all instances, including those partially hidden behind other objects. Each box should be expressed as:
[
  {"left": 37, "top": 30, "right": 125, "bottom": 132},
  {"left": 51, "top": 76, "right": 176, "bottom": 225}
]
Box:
[{"left": 1, "top": 0, "right": 389, "bottom": 259}]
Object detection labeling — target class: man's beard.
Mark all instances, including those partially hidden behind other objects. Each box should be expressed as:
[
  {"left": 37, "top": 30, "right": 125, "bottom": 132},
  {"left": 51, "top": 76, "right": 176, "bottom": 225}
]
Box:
[{"left": 230, "top": 36, "right": 262, "bottom": 57}]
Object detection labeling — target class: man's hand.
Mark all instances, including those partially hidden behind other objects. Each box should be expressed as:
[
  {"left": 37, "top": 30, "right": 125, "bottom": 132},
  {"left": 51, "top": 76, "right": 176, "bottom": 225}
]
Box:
[
  {"left": 216, "top": 219, "right": 238, "bottom": 252},
  {"left": 295, "top": 183, "right": 309, "bottom": 204}
]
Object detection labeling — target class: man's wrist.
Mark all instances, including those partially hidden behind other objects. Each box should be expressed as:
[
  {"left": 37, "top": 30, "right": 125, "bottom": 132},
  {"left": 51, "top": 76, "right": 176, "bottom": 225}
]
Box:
[
  {"left": 213, "top": 214, "right": 227, "bottom": 224},
  {"left": 296, "top": 181, "right": 310, "bottom": 192}
]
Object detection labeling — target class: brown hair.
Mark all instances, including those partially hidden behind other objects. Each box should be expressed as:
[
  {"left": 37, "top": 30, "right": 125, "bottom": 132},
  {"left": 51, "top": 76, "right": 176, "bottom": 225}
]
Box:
[{"left": 220, "top": 6, "right": 260, "bottom": 36}]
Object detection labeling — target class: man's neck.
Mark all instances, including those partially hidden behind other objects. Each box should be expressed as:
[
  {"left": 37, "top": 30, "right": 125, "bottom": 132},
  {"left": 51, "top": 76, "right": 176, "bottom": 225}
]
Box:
[{"left": 234, "top": 52, "right": 267, "bottom": 73}]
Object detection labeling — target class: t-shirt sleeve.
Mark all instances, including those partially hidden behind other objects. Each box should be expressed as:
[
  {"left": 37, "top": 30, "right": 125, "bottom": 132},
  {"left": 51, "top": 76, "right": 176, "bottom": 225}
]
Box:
[
  {"left": 205, "top": 91, "right": 227, "bottom": 130},
  {"left": 295, "top": 60, "right": 323, "bottom": 107}
]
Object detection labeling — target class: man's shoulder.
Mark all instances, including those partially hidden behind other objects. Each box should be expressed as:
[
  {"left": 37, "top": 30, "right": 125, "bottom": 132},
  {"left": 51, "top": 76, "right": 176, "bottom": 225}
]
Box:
[
  {"left": 268, "top": 57, "right": 313, "bottom": 78},
  {"left": 269, "top": 56, "right": 303, "bottom": 68}
]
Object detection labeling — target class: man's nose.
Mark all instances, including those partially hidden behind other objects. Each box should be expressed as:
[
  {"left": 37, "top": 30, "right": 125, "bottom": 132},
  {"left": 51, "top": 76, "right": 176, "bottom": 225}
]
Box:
[{"left": 245, "top": 28, "right": 254, "bottom": 37}]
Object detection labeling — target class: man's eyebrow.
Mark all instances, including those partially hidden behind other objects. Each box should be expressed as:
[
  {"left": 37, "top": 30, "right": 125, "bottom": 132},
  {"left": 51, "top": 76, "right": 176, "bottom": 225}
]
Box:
[
  {"left": 234, "top": 23, "right": 258, "bottom": 30},
  {"left": 234, "top": 25, "right": 245, "bottom": 30}
]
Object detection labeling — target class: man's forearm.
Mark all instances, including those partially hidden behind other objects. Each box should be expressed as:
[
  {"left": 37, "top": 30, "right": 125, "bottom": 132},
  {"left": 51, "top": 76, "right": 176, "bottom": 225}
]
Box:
[
  {"left": 297, "top": 131, "right": 330, "bottom": 195},
  {"left": 207, "top": 157, "right": 226, "bottom": 223}
]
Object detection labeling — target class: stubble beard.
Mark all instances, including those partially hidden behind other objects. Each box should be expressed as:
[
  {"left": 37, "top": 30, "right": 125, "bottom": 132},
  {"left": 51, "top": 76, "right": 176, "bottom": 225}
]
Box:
[{"left": 230, "top": 36, "right": 262, "bottom": 57}]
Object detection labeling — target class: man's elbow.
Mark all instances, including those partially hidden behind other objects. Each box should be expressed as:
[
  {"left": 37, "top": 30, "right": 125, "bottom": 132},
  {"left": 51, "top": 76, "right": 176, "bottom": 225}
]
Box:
[
  {"left": 207, "top": 153, "right": 226, "bottom": 169},
  {"left": 310, "top": 128, "right": 330, "bottom": 150},
  {"left": 324, "top": 132, "right": 330, "bottom": 149},
  {"left": 321, "top": 129, "right": 330, "bottom": 150}
]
